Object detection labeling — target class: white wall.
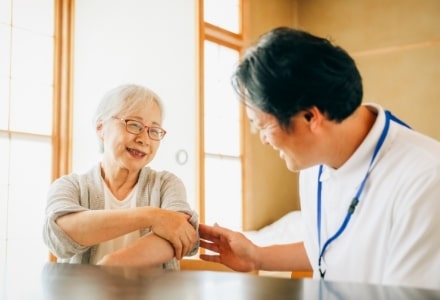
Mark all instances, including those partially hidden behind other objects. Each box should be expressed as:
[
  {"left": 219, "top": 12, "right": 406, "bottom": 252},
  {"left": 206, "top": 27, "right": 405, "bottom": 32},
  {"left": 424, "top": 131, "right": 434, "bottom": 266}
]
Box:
[{"left": 72, "top": 0, "right": 197, "bottom": 208}]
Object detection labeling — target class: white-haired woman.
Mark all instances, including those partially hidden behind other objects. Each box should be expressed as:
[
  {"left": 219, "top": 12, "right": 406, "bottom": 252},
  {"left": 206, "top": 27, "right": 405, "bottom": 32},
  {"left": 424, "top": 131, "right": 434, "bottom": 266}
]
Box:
[{"left": 44, "top": 84, "right": 198, "bottom": 270}]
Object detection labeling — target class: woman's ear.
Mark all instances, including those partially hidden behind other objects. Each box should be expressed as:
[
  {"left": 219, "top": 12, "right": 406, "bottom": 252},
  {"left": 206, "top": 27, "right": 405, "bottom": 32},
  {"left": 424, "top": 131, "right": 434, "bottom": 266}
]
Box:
[{"left": 96, "top": 122, "right": 104, "bottom": 139}]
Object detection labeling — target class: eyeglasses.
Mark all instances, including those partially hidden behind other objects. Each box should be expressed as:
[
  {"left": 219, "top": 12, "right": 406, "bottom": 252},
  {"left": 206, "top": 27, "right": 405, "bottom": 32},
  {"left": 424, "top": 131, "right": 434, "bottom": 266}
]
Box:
[{"left": 112, "top": 116, "right": 167, "bottom": 141}]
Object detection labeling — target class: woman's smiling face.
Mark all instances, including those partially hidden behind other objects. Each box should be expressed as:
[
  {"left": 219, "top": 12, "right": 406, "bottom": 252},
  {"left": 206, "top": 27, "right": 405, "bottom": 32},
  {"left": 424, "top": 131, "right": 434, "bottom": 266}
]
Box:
[{"left": 99, "top": 100, "right": 163, "bottom": 172}]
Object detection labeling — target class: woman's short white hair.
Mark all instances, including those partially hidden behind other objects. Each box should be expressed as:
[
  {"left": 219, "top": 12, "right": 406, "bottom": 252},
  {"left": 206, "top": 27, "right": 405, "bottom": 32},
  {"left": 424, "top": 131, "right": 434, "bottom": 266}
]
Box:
[{"left": 93, "top": 84, "right": 164, "bottom": 152}]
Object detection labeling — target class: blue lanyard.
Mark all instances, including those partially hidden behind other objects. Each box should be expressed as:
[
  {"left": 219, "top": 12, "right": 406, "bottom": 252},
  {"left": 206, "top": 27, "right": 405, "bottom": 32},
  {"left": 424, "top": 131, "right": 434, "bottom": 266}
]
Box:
[{"left": 316, "top": 110, "right": 410, "bottom": 279}]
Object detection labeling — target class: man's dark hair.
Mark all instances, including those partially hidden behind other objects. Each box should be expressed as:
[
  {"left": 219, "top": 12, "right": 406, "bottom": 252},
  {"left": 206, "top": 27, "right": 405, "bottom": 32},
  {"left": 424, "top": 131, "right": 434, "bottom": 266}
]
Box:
[{"left": 232, "top": 27, "right": 363, "bottom": 129}]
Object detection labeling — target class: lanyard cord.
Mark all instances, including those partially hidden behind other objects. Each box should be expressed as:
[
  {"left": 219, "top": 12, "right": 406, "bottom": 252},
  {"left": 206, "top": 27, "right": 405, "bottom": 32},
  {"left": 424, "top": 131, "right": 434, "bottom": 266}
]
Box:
[{"left": 316, "top": 110, "right": 410, "bottom": 279}]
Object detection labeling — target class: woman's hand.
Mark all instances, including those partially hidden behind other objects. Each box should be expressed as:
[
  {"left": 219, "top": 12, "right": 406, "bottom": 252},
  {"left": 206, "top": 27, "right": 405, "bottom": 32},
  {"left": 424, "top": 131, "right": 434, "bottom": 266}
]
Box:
[{"left": 150, "top": 210, "right": 197, "bottom": 260}]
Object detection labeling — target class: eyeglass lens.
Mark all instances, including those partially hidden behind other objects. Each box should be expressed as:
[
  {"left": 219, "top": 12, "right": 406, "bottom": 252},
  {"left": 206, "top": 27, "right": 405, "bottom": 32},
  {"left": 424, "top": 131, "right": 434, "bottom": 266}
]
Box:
[{"left": 125, "top": 120, "right": 165, "bottom": 140}]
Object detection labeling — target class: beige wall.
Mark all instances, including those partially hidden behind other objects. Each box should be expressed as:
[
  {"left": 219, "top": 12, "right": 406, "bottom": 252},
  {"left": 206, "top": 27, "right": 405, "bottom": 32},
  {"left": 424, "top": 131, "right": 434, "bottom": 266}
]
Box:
[
  {"left": 242, "top": 0, "right": 300, "bottom": 230},
  {"left": 297, "top": 0, "right": 440, "bottom": 139},
  {"left": 242, "top": 0, "right": 440, "bottom": 230}
]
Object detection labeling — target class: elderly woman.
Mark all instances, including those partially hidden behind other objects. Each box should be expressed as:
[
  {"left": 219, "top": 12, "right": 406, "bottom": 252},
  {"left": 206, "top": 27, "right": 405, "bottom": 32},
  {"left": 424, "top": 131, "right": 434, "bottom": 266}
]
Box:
[{"left": 43, "top": 84, "right": 198, "bottom": 270}]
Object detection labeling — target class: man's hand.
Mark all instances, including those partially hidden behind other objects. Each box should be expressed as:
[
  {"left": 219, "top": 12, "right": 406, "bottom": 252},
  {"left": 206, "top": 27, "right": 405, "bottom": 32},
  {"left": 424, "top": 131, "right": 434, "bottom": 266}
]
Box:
[{"left": 198, "top": 223, "right": 258, "bottom": 272}]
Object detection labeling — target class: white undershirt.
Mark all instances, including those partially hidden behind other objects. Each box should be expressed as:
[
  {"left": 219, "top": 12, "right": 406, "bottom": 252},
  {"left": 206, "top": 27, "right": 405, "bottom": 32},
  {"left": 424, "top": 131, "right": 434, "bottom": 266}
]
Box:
[{"left": 90, "top": 180, "right": 141, "bottom": 264}]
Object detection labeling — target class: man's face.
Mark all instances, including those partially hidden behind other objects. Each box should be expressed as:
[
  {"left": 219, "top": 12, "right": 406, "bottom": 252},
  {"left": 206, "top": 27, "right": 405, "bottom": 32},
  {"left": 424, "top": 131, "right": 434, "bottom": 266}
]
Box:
[{"left": 245, "top": 104, "right": 318, "bottom": 172}]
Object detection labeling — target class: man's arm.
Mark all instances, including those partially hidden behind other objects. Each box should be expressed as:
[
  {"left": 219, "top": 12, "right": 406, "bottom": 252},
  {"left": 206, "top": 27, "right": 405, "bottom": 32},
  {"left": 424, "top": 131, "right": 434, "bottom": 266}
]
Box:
[{"left": 199, "top": 223, "right": 311, "bottom": 272}]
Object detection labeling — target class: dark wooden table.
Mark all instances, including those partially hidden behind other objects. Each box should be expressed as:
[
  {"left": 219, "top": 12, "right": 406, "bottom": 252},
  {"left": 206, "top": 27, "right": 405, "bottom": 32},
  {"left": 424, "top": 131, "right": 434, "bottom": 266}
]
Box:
[{"left": 1, "top": 262, "right": 438, "bottom": 299}]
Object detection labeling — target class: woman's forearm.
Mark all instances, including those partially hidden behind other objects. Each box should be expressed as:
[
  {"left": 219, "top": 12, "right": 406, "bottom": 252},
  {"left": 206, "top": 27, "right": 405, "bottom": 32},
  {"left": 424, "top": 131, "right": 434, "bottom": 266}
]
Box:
[
  {"left": 97, "top": 233, "right": 175, "bottom": 267},
  {"left": 55, "top": 207, "right": 157, "bottom": 246}
]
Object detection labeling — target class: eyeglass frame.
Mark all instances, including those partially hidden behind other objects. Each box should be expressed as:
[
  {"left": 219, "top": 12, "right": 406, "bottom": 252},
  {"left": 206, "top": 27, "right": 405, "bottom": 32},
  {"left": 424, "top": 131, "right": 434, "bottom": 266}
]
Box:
[{"left": 112, "top": 116, "right": 167, "bottom": 141}]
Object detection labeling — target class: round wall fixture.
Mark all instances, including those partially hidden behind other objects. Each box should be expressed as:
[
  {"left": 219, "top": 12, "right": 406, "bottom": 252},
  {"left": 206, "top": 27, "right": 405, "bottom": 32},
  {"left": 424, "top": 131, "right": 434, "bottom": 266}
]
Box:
[{"left": 175, "top": 149, "right": 188, "bottom": 165}]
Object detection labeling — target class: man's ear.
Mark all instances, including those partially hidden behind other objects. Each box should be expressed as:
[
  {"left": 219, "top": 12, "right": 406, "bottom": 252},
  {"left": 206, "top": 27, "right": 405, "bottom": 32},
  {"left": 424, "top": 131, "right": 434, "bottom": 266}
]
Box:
[
  {"left": 303, "top": 107, "right": 318, "bottom": 122},
  {"left": 304, "top": 106, "right": 323, "bottom": 130}
]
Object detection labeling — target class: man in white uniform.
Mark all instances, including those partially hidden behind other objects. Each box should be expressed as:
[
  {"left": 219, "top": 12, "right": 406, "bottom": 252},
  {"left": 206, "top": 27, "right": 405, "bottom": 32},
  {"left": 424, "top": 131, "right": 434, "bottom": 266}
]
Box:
[{"left": 198, "top": 27, "right": 440, "bottom": 290}]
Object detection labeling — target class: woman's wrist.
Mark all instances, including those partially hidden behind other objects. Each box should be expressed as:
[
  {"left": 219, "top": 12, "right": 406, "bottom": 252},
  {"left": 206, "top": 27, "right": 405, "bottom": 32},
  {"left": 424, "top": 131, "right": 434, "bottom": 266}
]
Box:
[{"left": 138, "top": 206, "right": 159, "bottom": 228}]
